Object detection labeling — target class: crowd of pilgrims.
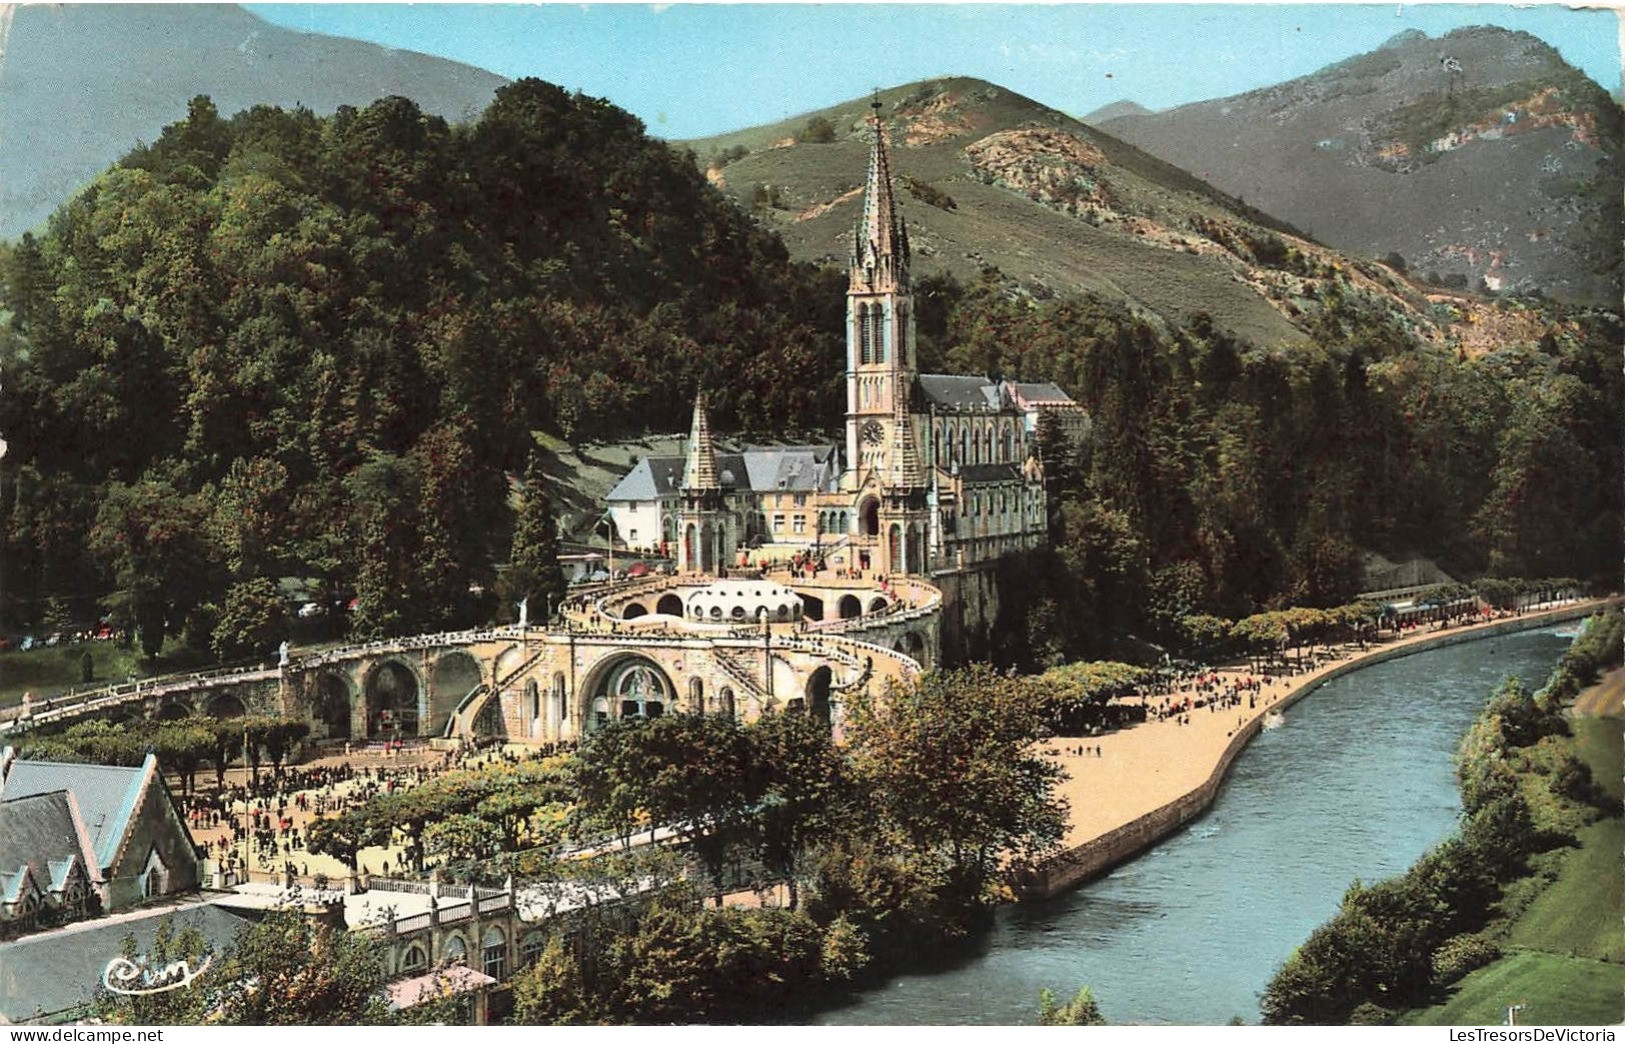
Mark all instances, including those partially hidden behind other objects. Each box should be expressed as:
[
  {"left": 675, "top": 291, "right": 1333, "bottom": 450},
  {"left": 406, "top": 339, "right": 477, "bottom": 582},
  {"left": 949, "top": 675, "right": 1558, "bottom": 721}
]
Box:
[{"left": 183, "top": 741, "right": 575, "bottom": 875}]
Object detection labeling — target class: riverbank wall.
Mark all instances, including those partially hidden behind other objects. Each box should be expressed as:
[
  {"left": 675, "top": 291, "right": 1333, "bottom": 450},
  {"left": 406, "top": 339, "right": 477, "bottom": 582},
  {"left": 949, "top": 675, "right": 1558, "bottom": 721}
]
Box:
[{"left": 1013, "top": 600, "right": 1617, "bottom": 900}]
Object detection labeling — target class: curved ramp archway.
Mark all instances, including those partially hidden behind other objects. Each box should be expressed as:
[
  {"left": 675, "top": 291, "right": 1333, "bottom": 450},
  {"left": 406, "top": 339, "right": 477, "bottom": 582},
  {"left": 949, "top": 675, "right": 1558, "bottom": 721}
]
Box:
[{"left": 429, "top": 651, "right": 482, "bottom": 737}]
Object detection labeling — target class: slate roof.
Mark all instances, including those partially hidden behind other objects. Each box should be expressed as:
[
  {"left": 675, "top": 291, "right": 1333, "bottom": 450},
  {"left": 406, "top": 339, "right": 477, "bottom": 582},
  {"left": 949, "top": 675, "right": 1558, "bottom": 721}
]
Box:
[
  {"left": 958, "top": 463, "right": 1024, "bottom": 484},
  {"left": 0, "top": 901, "right": 252, "bottom": 1023},
  {"left": 0, "top": 758, "right": 148, "bottom": 868},
  {"left": 606, "top": 456, "right": 684, "bottom": 502},
  {"left": 0, "top": 791, "right": 96, "bottom": 900},
  {"left": 1007, "top": 381, "right": 1075, "bottom": 405},
  {"left": 608, "top": 447, "right": 839, "bottom": 501},
  {"left": 916, "top": 373, "right": 1003, "bottom": 410}
]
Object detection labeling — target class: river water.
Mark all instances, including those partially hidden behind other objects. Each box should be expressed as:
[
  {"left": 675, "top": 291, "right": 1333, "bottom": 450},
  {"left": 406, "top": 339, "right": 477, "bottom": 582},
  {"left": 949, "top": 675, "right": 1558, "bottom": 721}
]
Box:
[{"left": 813, "top": 626, "right": 1575, "bottom": 1026}]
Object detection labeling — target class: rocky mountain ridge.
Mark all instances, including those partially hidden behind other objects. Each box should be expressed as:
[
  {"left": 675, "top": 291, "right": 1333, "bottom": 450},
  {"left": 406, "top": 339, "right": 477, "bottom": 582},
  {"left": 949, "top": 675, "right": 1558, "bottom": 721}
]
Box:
[
  {"left": 1101, "top": 26, "right": 1621, "bottom": 304},
  {"left": 684, "top": 76, "right": 1547, "bottom": 356}
]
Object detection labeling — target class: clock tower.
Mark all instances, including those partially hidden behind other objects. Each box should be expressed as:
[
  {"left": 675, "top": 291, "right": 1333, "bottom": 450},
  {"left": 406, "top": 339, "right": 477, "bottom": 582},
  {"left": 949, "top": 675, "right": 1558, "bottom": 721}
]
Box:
[{"left": 845, "top": 99, "right": 918, "bottom": 487}]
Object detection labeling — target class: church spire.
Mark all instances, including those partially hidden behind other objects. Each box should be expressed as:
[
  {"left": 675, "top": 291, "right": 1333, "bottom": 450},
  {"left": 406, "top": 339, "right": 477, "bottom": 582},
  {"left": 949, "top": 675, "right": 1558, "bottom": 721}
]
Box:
[
  {"left": 851, "top": 97, "right": 909, "bottom": 293},
  {"left": 681, "top": 391, "right": 720, "bottom": 492}
]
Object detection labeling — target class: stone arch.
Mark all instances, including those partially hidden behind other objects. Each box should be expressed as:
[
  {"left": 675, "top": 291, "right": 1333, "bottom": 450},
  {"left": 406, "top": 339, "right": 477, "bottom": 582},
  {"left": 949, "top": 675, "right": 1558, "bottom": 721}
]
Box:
[
  {"left": 401, "top": 942, "right": 429, "bottom": 974},
  {"left": 313, "top": 672, "right": 353, "bottom": 740},
  {"left": 526, "top": 679, "right": 542, "bottom": 738},
  {"left": 720, "top": 687, "right": 736, "bottom": 719},
  {"left": 684, "top": 522, "right": 699, "bottom": 572},
  {"left": 623, "top": 602, "right": 648, "bottom": 619},
  {"left": 656, "top": 593, "right": 684, "bottom": 617},
  {"left": 868, "top": 596, "right": 888, "bottom": 614},
  {"left": 206, "top": 693, "right": 247, "bottom": 719},
  {"left": 1002, "top": 422, "right": 1014, "bottom": 462},
  {"left": 156, "top": 699, "right": 193, "bottom": 721},
  {"left": 908, "top": 523, "right": 925, "bottom": 574},
  {"left": 838, "top": 594, "right": 862, "bottom": 619},
  {"left": 442, "top": 933, "right": 469, "bottom": 966},
  {"left": 898, "top": 631, "right": 927, "bottom": 663},
  {"left": 805, "top": 666, "right": 832, "bottom": 725},
  {"left": 581, "top": 654, "right": 674, "bottom": 730},
  {"left": 429, "top": 651, "right": 482, "bottom": 737},
  {"left": 888, "top": 523, "right": 903, "bottom": 572},
  {"left": 801, "top": 593, "right": 825, "bottom": 621},
  {"left": 688, "top": 677, "right": 704, "bottom": 714},
  {"left": 860, "top": 498, "right": 880, "bottom": 537},
  {"left": 364, "top": 659, "right": 421, "bottom": 738}
]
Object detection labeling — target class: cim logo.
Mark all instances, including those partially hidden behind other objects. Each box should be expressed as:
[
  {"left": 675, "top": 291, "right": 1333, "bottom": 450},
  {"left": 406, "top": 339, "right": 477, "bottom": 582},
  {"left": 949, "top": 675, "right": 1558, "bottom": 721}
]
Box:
[{"left": 102, "top": 954, "right": 212, "bottom": 996}]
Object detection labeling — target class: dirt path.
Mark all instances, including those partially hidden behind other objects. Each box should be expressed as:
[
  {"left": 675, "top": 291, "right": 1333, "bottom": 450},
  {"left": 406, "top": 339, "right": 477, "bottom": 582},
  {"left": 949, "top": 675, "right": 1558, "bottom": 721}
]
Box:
[{"left": 1572, "top": 666, "right": 1625, "bottom": 718}]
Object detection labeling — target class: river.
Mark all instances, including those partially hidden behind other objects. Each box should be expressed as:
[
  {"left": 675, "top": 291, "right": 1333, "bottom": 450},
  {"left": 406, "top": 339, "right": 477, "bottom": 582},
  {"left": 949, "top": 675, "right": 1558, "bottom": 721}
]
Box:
[{"left": 813, "top": 625, "right": 1575, "bottom": 1025}]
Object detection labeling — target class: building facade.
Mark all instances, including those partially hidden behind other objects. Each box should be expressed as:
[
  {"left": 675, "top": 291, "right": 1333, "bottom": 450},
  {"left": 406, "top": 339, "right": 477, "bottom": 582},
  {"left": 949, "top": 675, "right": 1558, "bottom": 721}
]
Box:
[
  {"left": 608, "top": 103, "right": 1086, "bottom": 577},
  {"left": 0, "top": 748, "right": 200, "bottom": 935}
]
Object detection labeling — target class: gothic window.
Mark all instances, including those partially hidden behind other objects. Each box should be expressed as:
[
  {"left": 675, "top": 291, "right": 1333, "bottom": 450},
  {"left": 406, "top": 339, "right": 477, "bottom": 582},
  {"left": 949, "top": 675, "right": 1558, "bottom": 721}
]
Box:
[
  {"left": 482, "top": 926, "right": 507, "bottom": 980},
  {"left": 983, "top": 425, "right": 994, "bottom": 462},
  {"left": 1002, "top": 425, "right": 1013, "bottom": 462},
  {"left": 960, "top": 428, "right": 969, "bottom": 465},
  {"left": 444, "top": 936, "right": 468, "bottom": 966},
  {"left": 876, "top": 305, "right": 888, "bottom": 364},
  {"left": 859, "top": 305, "right": 875, "bottom": 365}
]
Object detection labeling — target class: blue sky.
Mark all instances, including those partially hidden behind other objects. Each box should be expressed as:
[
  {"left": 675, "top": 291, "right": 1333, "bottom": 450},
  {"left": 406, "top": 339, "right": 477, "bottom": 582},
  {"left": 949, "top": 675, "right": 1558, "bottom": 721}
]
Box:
[{"left": 246, "top": 4, "right": 1622, "bottom": 139}]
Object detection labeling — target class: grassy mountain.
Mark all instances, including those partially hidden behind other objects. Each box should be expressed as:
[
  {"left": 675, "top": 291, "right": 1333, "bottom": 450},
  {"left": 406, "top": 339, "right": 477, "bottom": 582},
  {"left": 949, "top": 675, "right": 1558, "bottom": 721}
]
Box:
[
  {"left": 0, "top": 3, "right": 509, "bottom": 241},
  {"left": 1101, "top": 26, "right": 1622, "bottom": 305},
  {"left": 681, "top": 76, "right": 1464, "bottom": 351}
]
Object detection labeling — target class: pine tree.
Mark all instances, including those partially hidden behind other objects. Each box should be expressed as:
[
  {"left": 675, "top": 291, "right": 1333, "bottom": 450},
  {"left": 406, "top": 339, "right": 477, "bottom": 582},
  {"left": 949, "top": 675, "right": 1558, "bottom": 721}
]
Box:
[{"left": 504, "top": 449, "right": 567, "bottom": 623}]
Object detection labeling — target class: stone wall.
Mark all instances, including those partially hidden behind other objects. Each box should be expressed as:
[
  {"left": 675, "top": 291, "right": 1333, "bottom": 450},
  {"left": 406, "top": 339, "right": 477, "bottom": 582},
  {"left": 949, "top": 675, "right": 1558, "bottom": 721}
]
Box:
[{"left": 931, "top": 563, "right": 1001, "bottom": 666}]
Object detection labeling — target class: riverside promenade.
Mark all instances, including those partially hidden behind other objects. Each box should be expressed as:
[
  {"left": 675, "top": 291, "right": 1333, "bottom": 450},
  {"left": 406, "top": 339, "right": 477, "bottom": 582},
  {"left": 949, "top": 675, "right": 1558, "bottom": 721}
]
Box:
[{"left": 1019, "top": 598, "right": 1616, "bottom": 899}]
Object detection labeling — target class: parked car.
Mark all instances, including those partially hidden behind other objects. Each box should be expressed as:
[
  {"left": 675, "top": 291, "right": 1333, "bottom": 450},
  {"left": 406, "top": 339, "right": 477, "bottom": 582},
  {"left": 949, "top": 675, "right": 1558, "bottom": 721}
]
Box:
[{"left": 298, "top": 602, "right": 325, "bottom": 618}]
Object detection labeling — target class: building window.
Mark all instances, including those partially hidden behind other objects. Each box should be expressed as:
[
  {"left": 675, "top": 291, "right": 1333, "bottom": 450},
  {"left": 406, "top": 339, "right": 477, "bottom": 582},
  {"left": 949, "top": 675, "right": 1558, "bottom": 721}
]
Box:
[
  {"left": 482, "top": 927, "right": 507, "bottom": 980},
  {"left": 520, "top": 933, "right": 546, "bottom": 969},
  {"left": 794, "top": 494, "right": 807, "bottom": 507},
  {"left": 793, "top": 516, "right": 806, "bottom": 535},
  {"left": 773, "top": 514, "right": 785, "bottom": 532},
  {"left": 444, "top": 936, "right": 468, "bottom": 965},
  {"left": 629, "top": 528, "right": 638, "bottom": 542},
  {"left": 402, "top": 944, "right": 428, "bottom": 973}
]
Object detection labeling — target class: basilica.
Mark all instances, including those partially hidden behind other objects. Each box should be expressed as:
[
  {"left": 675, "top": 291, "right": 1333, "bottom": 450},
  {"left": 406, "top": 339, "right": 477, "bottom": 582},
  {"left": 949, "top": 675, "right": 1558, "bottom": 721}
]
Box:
[{"left": 608, "top": 104, "right": 1085, "bottom": 577}]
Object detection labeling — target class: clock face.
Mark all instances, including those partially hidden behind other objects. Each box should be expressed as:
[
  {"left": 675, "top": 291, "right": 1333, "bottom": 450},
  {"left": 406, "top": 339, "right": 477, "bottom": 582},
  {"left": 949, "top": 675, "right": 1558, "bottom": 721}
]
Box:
[{"left": 861, "top": 420, "right": 885, "bottom": 446}]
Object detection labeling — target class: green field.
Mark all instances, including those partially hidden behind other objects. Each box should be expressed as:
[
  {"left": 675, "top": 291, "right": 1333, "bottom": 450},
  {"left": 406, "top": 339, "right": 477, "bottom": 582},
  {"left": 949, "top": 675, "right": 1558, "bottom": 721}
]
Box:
[
  {"left": 1404, "top": 952, "right": 1623, "bottom": 1026},
  {"left": 0, "top": 641, "right": 212, "bottom": 709},
  {"left": 1403, "top": 714, "right": 1624, "bottom": 1026}
]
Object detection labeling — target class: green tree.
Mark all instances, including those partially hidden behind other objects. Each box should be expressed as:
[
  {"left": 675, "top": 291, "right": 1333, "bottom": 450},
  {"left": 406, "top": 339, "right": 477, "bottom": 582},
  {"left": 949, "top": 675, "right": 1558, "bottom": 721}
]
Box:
[
  {"left": 500, "top": 449, "right": 567, "bottom": 623},
  {"left": 1038, "top": 984, "right": 1107, "bottom": 1025},
  {"left": 747, "top": 709, "right": 851, "bottom": 910},
  {"left": 89, "top": 480, "right": 218, "bottom": 659},
  {"left": 846, "top": 665, "right": 1066, "bottom": 898},
  {"left": 212, "top": 577, "right": 289, "bottom": 662}
]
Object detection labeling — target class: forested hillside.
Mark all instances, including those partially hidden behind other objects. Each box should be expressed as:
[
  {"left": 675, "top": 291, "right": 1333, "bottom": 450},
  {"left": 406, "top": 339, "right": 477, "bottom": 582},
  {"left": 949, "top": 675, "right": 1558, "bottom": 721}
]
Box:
[
  {"left": 0, "top": 81, "right": 1617, "bottom": 668},
  {"left": 0, "top": 82, "right": 843, "bottom": 647},
  {"left": 910, "top": 274, "right": 1620, "bottom": 663}
]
